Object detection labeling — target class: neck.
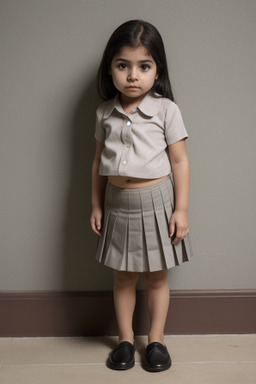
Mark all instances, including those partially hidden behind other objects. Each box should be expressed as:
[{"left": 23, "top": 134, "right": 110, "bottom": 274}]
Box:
[{"left": 119, "top": 93, "right": 147, "bottom": 114}]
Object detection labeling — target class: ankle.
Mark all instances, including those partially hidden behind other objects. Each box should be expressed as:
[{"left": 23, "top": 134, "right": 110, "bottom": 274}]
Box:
[
  {"left": 119, "top": 333, "right": 134, "bottom": 345},
  {"left": 119, "top": 338, "right": 134, "bottom": 345},
  {"left": 148, "top": 335, "right": 165, "bottom": 345}
]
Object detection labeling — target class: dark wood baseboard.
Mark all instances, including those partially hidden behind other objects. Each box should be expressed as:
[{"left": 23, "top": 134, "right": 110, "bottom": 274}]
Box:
[{"left": 0, "top": 290, "right": 255, "bottom": 337}]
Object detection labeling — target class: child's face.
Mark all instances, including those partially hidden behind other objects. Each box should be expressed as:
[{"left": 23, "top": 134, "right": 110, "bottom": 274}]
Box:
[{"left": 110, "top": 45, "right": 158, "bottom": 104}]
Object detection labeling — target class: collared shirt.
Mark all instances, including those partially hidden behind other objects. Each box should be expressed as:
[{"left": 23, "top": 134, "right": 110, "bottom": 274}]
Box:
[{"left": 94, "top": 92, "right": 188, "bottom": 179}]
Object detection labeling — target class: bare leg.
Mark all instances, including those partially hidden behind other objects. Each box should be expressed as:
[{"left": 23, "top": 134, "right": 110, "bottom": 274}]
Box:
[
  {"left": 143, "top": 270, "right": 170, "bottom": 345},
  {"left": 113, "top": 270, "right": 140, "bottom": 344}
]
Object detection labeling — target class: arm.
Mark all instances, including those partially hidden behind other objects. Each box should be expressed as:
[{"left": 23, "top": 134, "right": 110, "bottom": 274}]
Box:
[
  {"left": 90, "top": 140, "right": 107, "bottom": 236},
  {"left": 168, "top": 139, "right": 190, "bottom": 244}
]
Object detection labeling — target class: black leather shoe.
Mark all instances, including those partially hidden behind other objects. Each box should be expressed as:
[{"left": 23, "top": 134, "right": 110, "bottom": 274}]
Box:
[
  {"left": 107, "top": 341, "right": 135, "bottom": 370},
  {"left": 145, "top": 342, "right": 172, "bottom": 372}
]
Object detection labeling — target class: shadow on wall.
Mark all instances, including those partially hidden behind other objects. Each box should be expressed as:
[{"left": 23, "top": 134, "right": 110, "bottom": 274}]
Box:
[{"left": 62, "top": 75, "right": 113, "bottom": 293}]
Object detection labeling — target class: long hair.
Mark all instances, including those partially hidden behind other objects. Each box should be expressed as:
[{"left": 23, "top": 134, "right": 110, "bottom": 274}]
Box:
[{"left": 97, "top": 20, "right": 174, "bottom": 101}]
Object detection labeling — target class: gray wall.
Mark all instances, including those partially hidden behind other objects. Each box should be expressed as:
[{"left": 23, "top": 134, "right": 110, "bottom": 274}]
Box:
[{"left": 1, "top": 0, "right": 256, "bottom": 292}]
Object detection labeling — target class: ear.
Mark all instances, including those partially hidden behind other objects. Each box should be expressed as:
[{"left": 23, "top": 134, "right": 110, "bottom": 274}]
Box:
[{"left": 155, "top": 74, "right": 159, "bottom": 80}]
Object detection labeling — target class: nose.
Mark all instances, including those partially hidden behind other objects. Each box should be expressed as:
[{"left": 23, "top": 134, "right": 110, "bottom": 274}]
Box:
[{"left": 128, "top": 67, "right": 138, "bottom": 82}]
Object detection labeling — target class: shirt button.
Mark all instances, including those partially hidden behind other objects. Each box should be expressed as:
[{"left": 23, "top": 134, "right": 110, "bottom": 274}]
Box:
[
  {"left": 127, "top": 121, "right": 131, "bottom": 126},
  {"left": 123, "top": 160, "right": 127, "bottom": 165}
]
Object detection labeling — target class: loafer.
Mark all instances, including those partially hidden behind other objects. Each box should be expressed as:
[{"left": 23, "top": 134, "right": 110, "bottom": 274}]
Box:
[
  {"left": 145, "top": 342, "right": 172, "bottom": 372},
  {"left": 107, "top": 341, "right": 135, "bottom": 370}
]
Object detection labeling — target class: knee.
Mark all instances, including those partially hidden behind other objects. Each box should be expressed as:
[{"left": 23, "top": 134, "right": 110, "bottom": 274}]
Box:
[
  {"left": 113, "top": 270, "right": 140, "bottom": 289},
  {"left": 143, "top": 270, "right": 168, "bottom": 290}
]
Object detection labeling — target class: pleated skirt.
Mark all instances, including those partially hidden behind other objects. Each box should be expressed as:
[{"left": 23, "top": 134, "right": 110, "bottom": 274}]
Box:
[{"left": 96, "top": 176, "right": 193, "bottom": 272}]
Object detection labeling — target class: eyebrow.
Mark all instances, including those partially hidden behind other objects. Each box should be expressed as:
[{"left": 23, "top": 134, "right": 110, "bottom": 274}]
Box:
[{"left": 114, "top": 58, "right": 154, "bottom": 64}]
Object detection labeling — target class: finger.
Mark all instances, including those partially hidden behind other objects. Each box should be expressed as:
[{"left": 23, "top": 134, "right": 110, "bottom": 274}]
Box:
[
  {"left": 90, "top": 218, "right": 101, "bottom": 236},
  {"left": 169, "top": 220, "right": 175, "bottom": 237},
  {"left": 180, "top": 227, "right": 189, "bottom": 239},
  {"left": 172, "top": 227, "right": 189, "bottom": 244},
  {"left": 93, "top": 226, "right": 101, "bottom": 236},
  {"left": 172, "top": 236, "right": 182, "bottom": 245},
  {"left": 96, "top": 219, "right": 101, "bottom": 232},
  {"left": 172, "top": 229, "right": 183, "bottom": 244}
]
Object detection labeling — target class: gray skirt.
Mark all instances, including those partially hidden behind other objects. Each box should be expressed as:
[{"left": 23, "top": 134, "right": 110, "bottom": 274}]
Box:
[{"left": 96, "top": 176, "right": 192, "bottom": 272}]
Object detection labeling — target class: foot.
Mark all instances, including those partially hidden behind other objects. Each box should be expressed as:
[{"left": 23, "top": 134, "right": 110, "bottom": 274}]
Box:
[
  {"left": 107, "top": 341, "right": 135, "bottom": 370},
  {"left": 145, "top": 342, "right": 172, "bottom": 372}
]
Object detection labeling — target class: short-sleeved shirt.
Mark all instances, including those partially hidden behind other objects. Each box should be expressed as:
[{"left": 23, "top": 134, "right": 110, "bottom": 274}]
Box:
[{"left": 95, "top": 91, "right": 188, "bottom": 179}]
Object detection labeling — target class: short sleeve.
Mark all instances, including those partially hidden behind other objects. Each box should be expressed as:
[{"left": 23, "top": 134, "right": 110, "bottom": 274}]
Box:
[
  {"left": 94, "top": 104, "right": 105, "bottom": 143},
  {"left": 164, "top": 102, "right": 188, "bottom": 145}
]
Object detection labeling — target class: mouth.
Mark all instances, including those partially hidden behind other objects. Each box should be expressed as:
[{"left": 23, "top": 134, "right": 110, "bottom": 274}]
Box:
[{"left": 126, "top": 86, "right": 139, "bottom": 89}]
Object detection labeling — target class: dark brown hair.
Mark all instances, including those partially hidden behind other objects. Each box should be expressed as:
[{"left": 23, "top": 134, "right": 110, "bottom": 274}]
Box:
[{"left": 97, "top": 20, "right": 174, "bottom": 101}]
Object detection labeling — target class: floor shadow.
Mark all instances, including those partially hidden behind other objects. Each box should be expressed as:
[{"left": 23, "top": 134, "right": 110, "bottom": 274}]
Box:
[
  {"left": 98, "top": 337, "right": 117, "bottom": 350},
  {"left": 61, "top": 74, "right": 115, "bottom": 333},
  {"left": 134, "top": 336, "right": 147, "bottom": 361}
]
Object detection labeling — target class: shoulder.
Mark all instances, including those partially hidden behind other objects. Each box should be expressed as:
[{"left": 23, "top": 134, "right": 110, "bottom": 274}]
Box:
[
  {"left": 149, "top": 92, "right": 179, "bottom": 113},
  {"left": 160, "top": 96, "right": 180, "bottom": 113},
  {"left": 159, "top": 98, "right": 184, "bottom": 126},
  {"left": 149, "top": 94, "right": 181, "bottom": 123},
  {"left": 96, "top": 97, "right": 117, "bottom": 120},
  {"left": 96, "top": 99, "right": 112, "bottom": 116}
]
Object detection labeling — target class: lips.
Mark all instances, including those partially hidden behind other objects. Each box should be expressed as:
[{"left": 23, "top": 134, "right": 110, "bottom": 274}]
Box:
[{"left": 126, "top": 86, "right": 139, "bottom": 89}]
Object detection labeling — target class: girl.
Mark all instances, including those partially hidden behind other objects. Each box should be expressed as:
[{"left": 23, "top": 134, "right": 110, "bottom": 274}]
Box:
[{"left": 90, "top": 20, "right": 192, "bottom": 372}]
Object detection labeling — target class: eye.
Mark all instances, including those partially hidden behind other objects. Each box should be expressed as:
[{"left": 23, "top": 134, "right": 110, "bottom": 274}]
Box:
[
  {"left": 118, "top": 63, "right": 127, "bottom": 70},
  {"left": 140, "top": 64, "right": 150, "bottom": 71}
]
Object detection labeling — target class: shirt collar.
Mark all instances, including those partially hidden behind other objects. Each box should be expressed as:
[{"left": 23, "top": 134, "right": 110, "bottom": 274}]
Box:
[{"left": 103, "top": 91, "right": 162, "bottom": 119}]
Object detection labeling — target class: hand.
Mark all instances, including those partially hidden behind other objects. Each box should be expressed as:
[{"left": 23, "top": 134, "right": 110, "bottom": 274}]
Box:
[
  {"left": 169, "top": 210, "right": 189, "bottom": 245},
  {"left": 90, "top": 207, "right": 103, "bottom": 236}
]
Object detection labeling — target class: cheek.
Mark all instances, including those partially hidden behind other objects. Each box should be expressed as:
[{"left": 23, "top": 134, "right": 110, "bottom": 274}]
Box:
[
  {"left": 146, "top": 74, "right": 158, "bottom": 86},
  {"left": 111, "top": 73, "right": 123, "bottom": 91},
  {"left": 112, "top": 71, "right": 124, "bottom": 85},
  {"left": 111, "top": 73, "right": 118, "bottom": 85}
]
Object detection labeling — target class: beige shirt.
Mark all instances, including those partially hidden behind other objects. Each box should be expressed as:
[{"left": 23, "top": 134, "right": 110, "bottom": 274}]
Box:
[{"left": 95, "top": 92, "right": 188, "bottom": 179}]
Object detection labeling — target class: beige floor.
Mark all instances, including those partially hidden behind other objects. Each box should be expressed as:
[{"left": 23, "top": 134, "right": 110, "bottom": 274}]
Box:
[{"left": 0, "top": 335, "right": 255, "bottom": 384}]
